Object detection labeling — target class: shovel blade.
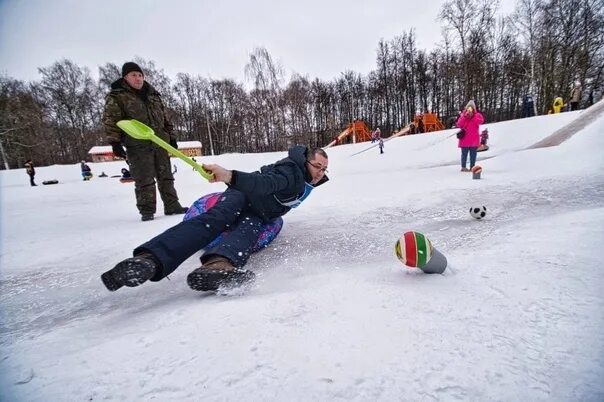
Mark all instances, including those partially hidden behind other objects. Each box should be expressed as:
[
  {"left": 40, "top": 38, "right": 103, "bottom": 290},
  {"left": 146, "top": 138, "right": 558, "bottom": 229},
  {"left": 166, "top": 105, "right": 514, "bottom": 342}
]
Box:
[{"left": 117, "top": 120, "right": 154, "bottom": 140}]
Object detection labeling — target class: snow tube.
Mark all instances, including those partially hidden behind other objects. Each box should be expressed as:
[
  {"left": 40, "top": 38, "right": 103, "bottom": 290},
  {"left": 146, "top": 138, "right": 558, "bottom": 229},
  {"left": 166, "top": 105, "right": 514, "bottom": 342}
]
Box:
[
  {"left": 119, "top": 177, "right": 135, "bottom": 183},
  {"left": 183, "top": 192, "right": 283, "bottom": 252},
  {"left": 477, "top": 145, "right": 490, "bottom": 152}
]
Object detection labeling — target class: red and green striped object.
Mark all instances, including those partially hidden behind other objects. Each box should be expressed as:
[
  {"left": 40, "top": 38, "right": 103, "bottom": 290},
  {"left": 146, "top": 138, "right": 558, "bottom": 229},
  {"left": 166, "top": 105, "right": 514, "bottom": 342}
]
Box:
[{"left": 395, "top": 231, "right": 433, "bottom": 268}]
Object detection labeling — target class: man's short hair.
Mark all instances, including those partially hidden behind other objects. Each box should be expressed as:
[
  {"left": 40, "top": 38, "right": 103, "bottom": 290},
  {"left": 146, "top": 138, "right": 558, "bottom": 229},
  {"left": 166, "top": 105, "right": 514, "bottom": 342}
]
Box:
[{"left": 307, "top": 147, "right": 328, "bottom": 161}]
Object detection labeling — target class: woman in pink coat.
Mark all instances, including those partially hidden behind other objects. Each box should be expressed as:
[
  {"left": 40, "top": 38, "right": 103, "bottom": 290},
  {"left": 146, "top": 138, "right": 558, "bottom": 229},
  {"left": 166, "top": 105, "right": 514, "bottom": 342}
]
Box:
[{"left": 456, "top": 100, "right": 484, "bottom": 171}]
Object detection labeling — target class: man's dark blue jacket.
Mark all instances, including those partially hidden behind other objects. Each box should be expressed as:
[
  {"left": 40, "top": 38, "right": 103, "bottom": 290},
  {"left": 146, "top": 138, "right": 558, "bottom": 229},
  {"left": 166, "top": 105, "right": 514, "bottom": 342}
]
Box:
[{"left": 228, "top": 145, "right": 329, "bottom": 222}]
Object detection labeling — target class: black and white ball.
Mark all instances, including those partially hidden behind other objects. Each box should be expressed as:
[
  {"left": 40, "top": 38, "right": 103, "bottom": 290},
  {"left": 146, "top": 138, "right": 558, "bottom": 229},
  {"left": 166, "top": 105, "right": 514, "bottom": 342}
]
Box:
[{"left": 470, "top": 206, "right": 487, "bottom": 219}]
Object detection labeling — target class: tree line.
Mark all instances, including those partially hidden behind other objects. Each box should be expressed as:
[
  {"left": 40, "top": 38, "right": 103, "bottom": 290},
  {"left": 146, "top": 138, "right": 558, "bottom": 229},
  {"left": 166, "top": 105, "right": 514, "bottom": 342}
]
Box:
[{"left": 1, "top": 0, "right": 602, "bottom": 169}]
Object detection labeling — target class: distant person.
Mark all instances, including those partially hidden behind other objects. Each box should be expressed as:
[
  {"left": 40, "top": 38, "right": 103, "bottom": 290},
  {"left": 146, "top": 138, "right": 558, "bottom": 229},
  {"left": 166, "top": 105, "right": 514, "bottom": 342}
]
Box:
[
  {"left": 81, "top": 161, "right": 93, "bottom": 181},
  {"left": 24, "top": 159, "right": 36, "bottom": 186},
  {"left": 456, "top": 100, "right": 484, "bottom": 172},
  {"left": 417, "top": 117, "right": 425, "bottom": 133},
  {"left": 480, "top": 129, "right": 489, "bottom": 147},
  {"left": 522, "top": 94, "right": 535, "bottom": 117},
  {"left": 447, "top": 116, "right": 457, "bottom": 129},
  {"left": 101, "top": 145, "right": 330, "bottom": 293},
  {"left": 569, "top": 81, "right": 582, "bottom": 111},
  {"left": 121, "top": 168, "right": 132, "bottom": 179},
  {"left": 378, "top": 138, "right": 384, "bottom": 154},
  {"left": 408, "top": 123, "right": 416, "bottom": 135},
  {"left": 103, "top": 61, "right": 187, "bottom": 222},
  {"left": 552, "top": 97, "right": 565, "bottom": 114},
  {"left": 371, "top": 128, "right": 381, "bottom": 143},
  {"left": 478, "top": 129, "right": 489, "bottom": 152}
]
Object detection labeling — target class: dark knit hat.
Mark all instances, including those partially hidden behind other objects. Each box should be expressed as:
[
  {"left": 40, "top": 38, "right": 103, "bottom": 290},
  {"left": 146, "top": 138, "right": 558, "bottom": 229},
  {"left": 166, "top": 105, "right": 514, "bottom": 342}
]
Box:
[{"left": 121, "top": 62, "right": 143, "bottom": 77}]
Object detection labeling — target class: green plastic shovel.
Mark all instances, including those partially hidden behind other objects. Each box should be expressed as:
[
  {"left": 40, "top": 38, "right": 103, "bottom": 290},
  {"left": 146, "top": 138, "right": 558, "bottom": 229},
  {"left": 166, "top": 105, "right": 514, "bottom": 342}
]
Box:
[{"left": 116, "top": 119, "right": 213, "bottom": 181}]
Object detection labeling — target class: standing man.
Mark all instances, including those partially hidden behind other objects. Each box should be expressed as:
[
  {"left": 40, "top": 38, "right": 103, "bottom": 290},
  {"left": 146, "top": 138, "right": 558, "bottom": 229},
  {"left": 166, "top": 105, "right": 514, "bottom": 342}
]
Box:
[
  {"left": 24, "top": 159, "right": 36, "bottom": 186},
  {"left": 103, "top": 62, "right": 187, "bottom": 221}
]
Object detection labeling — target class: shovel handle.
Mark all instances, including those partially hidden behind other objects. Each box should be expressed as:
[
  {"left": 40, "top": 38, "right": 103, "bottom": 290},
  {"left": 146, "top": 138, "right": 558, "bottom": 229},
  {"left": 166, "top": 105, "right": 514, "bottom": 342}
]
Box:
[{"left": 117, "top": 119, "right": 213, "bottom": 181}]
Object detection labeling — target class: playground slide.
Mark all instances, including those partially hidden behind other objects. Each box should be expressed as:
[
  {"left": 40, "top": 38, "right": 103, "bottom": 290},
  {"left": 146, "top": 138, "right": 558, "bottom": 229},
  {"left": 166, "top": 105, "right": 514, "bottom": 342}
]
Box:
[
  {"left": 349, "top": 125, "right": 410, "bottom": 157},
  {"left": 326, "top": 127, "right": 352, "bottom": 148},
  {"left": 390, "top": 125, "right": 411, "bottom": 138}
]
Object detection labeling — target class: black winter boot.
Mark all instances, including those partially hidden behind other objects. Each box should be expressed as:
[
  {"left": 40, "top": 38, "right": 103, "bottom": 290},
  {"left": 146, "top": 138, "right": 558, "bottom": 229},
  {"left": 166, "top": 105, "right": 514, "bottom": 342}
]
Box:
[
  {"left": 187, "top": 256, "right": 255, "bottom": 291},
  {"left": 101, "top": 253, "right": 159, "bottom": 291}
]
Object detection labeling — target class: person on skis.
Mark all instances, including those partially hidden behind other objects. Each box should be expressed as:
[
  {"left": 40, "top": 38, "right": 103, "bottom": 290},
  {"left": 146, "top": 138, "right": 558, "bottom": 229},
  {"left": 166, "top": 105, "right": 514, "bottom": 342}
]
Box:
[{"left": 101, "top": 145, "right": 329, "bottom": 292}]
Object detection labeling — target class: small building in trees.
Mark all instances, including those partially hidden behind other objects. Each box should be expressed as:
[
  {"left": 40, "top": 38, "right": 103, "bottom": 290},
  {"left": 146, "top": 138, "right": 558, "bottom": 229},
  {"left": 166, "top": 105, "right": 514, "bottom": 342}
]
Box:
[{"left": 88, "top": 141, "right": 202, "bottom": 162}]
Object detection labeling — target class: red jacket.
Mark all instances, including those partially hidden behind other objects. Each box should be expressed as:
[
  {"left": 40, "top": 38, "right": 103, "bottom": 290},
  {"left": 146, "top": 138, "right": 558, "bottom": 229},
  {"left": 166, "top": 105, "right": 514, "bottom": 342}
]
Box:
[{"left": 456, "top": 111, "right": 484, "bottom": 148}]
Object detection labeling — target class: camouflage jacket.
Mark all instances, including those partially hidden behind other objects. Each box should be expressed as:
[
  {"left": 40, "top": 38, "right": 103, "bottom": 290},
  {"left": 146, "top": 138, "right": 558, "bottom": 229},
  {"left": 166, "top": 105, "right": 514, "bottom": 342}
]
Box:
[{"left": 103, "top": 79, "right": 174, "bottom": 148}]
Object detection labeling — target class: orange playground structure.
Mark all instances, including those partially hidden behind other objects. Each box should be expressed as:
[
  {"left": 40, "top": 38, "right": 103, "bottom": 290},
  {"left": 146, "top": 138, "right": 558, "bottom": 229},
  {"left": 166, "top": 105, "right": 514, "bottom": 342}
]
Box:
[
  {"left": 413, "top": 113, "right": 445, "bottom": 133},
  {"left": 326, "top": 120, "right": 373, "bottom": 147}
]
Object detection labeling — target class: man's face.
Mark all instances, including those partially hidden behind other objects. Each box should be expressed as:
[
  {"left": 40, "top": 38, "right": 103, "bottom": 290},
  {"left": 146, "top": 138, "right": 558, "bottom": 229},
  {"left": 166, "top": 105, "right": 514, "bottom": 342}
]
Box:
[
  {"left": 306, "top": 154, "right": 328, "bottom": 185},
  {"left": 124, "top": 71, "right": 144, "bottom": 90}
]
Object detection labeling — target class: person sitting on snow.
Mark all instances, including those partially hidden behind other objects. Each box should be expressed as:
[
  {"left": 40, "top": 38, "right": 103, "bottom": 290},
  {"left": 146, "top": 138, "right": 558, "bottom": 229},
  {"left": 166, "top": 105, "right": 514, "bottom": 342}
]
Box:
[
  {"left": 101, "top": 145, "right": 330, "bottom": 293},
  {"left": 80, "top": 161, "right": 92, "bottom": 181},
  {"left": 480, "top": 129, "right": 489, "bottom": 146},
  {"left": 121, "top": 168, "right": 131, "bottom": 179}
]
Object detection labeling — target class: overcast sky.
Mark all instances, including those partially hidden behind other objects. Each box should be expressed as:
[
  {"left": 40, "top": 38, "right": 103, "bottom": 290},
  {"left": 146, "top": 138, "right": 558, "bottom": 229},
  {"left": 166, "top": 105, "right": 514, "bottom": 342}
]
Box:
[{"left": 0, "top": 0, "right": 517, "bottom": 84}]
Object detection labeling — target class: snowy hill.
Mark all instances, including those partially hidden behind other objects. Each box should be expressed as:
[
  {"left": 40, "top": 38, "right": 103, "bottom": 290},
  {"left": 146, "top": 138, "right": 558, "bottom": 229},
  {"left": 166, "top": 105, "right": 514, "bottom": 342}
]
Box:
[{"left": 1, "top": 107, "right": 603, "bottom": 401}]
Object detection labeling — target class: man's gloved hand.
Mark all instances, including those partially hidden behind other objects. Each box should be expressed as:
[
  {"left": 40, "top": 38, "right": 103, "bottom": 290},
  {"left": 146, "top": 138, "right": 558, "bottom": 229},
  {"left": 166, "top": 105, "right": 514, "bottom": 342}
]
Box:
[
  {"left": 111, "top": 142, "right": 127, "bottom": 159},
  {"left": 169, "top": 138, "right": 178, "bottom": 149}
]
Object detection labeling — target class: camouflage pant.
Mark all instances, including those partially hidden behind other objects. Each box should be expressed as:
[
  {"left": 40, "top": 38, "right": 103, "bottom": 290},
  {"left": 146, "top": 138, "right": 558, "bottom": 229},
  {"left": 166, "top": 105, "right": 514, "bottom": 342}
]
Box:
[{"left": 127, "top": 146, "right": 183, "bottom": 215}]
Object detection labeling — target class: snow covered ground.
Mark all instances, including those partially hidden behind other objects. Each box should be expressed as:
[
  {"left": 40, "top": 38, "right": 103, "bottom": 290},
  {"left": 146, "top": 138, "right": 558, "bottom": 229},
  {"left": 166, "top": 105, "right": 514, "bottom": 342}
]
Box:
[{"left": 1, "top": 108, "right": 603, "bottom": 401}]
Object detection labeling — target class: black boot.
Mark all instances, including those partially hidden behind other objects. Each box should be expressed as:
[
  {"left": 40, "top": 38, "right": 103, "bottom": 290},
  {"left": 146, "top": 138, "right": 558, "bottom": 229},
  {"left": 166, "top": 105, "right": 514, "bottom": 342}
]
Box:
[
  {"left": 187, "top": 256, "right": 255, "bottom": 291},
  {"left": 101, "top": 254, "right": 158, "bottom": 291},
  {"left": 165, "top": 206, "right": 188, "bottom": 216}
]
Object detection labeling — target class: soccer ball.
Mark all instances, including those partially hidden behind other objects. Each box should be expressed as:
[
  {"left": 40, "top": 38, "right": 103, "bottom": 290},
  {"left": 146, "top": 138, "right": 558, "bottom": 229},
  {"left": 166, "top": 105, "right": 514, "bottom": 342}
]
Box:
[
  {"left": 395, "top": 231, "right": 433, "bottom": 268},
  {"left": 470, "top": 206, "right": 487, "bottom": 219}
]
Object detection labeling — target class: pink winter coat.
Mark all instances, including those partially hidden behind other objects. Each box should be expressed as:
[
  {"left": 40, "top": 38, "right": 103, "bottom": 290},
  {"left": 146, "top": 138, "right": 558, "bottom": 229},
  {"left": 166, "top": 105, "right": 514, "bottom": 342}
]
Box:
[{"left": 456, "top": 111, "right": 484, "bottom": 148}]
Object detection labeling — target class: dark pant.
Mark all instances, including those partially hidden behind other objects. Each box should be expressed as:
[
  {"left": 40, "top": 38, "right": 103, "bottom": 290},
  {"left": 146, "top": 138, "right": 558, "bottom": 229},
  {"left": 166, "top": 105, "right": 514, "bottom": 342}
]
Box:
[
  {"left": 134, "top": 188, "right": 264, "bottom": 280},
  {"left": 28, "top": 174, "right": 36, "bottom": 186},
  {"left": 461, "top": 147, "right": 478, "bottom": 169},
  {"left": 570, "top": 101, "right": 579, "bottom": 111},
  {"left": 127, "top": 146, "right": 182, "bottom": 215},
  {"left": 522, "top": 105, "right": 534, "bottom": 117}
]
